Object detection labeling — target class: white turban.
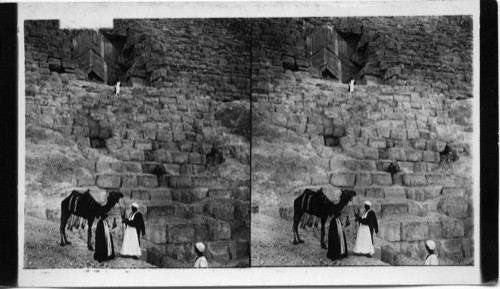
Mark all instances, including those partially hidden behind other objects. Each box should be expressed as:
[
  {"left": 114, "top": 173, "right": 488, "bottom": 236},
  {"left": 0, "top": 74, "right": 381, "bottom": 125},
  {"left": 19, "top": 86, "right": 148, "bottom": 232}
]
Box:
[
  {"left": 426, "top": 240, "right": 436, "bottom": 250},
  {"left": 364, "top": 201, "right": 372, "bottom": 207},
  {"left": 195, "top": 242, "right": 205, "bottom": 253},
  {"left": 131, "top": 202, "right": 139, "bottom": 208}
]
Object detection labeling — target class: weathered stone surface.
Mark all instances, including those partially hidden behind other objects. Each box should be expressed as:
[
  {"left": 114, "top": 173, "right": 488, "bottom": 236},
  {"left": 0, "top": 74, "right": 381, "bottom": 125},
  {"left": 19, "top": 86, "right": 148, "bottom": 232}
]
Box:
[
  {"left": 330, "top": 173, "right": 355, "bottom": 187},
  {"left": 359, "top": 160, "right": 377, "bottom": 171},
  {"left": 401, "top": 221, "right": 429, "bottom": 241},
  {"left": 405, "top": 150, "right": 423, "bottom": 162},
  {"left": 390, "top": 129, "right": 407, "bottom": 140},
  {"left": 388, "top": 147, "right": 406, "bottom": 161},
  {"left": 154, "top": 150, "right": 172, "bottom": 163},
  {"left": 145, "top": 224, "right": 167, "bottom": 244},
  {"left": 208, "top": 189, "right": 232, "bottom": 199},
  {"left": 405, "top": 187, "right": 426, "bottom": 201},
  {"left": 355, "top": 172, "right": 372, "bottom": 186},
  {"left": 365, "top": 187, "right": 385, "bottom": 198},
  {"left": 165, "top": 220, "right": 195, "bottom": 244},
  {"left": 381, "top": 203, "right": 408, "bottom": 216},
  {"left": 168, "top": 176, "right": 193, "bottom": 188},
  {"left": 96, "top": 174, "right": 121, "bottom": 189},
  {"left": 206, "top": 241, "right": 231, "bottom": 263},
  {"left": 441, "top": 218, "right": 464, "bottom": 238},
  {"left": 172, "top": 152, "right": 189, "bottom": 164},
  {"left": 427, "top": 174, "right": 453, "bottom": 186},
  {"left": 384, "top": 187, "right": 406, "bottom": 199},
  {"left": 379, "top": 222, "right": 401, "bottom": 241},
  {"left": 371, "top": 172, "right": 393, "bottom": 186},
  {"left": 438, "top": 197, "right": 469, "bottom": 218},
  {"left": 441, "top": 187, "right": 466, "bottom": 197},
  {"left": 368, "top": 138, "right": 386, "bottom": 149},
  {"left": 402, "top": 173, "right": 427, "bottom": 186},
  {"left": 427, "top": 220, "right": 442, "bottom": 239},
  {"left": 422, "top": 150, "right": 440, "bottom": 163},
  {"left": 121, "top": 174, "right": 138, "bottom": 188},
  {"left": 437, "top": 238, "right": 464, "bottom": 261},
  {"left": 137, "top": 174, "right": 158, "bottom": 187},
  {"left": 363, "top": 148, "right": 379, "bottom": 159},
  {"left": 204, "top": 200, "right": 234, "bottom": 221},
  {"left": 164, "top": 164, "right": 181, "bottom": 175},
  {"left": 205, "top": 218, "right": 231, "bottom": 241},
  {"left": 188, "top": 153, "right": 206, "bottom": 165}
]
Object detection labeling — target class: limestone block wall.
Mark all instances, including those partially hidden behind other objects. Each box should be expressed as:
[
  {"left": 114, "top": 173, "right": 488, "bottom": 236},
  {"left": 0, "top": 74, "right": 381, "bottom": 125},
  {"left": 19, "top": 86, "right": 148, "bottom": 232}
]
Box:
[
  {"left": 251, "top": 16, "right": 472, "bottom": 99},
  {"left": 114, "top": 19, "right": 251, "bottom": 101},
  {"left": 25, "top": 19, "right": 251, "bottom": 102},
  {"left": 255, "top": 78, "right": 473, "bottom": 262}
]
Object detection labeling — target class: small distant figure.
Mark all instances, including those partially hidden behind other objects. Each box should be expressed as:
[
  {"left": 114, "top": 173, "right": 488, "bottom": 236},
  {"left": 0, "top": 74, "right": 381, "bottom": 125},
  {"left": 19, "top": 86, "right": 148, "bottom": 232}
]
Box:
[
  {"left": 439, "top": 143, "right": 459, "bottom": 165},
  {"left": 424, "top": 240, "right": 439, "bottom": 265},
  {"left": 326, "top": 211, "right": 350, "bottom": 261},
  {"left": 353, "top": 201, "right": 378, "bottom": 257},
  {"left": 194, "top": 242, "right": 209, "bottom": 268},
  {"left": 93, "top": 213, "right": 117, "bottom": 263},
  {"left": 387, "top": 162, "right": 399, "bottom": 177},
  {"left": 120, "top": 203, "right": 146, "bottom": 260},
  {"left": 114, "top": 81, "right": 121, "bottom": 96},
  {"left": 348, "top": 77, "right": 355, "bottom": 94}
]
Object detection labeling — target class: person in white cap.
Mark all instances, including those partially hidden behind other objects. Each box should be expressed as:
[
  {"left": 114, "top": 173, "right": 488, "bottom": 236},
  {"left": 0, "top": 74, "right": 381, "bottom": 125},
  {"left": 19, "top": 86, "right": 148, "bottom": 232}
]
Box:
[
  {"left": 424, "top": 240, "right": 439, "bottom": 265},
  {"left": 120, "top": 203, "right": 146, "bottom": 259},
  {"left": 194, "top": 242, "right": 208, "bottom": 268},
  {"left": 353, "top": 201, "right": 378, "bottom": 257}
]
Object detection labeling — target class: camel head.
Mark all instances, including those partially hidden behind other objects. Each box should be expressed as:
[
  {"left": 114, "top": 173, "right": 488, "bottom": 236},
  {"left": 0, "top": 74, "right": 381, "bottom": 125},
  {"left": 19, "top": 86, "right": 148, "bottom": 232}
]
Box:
[
  {"left": 107, "top": 190, "right": 124, "bottom": 205},
  {"left": 340, "top": 189, "right": 356, "bottom": 203}
]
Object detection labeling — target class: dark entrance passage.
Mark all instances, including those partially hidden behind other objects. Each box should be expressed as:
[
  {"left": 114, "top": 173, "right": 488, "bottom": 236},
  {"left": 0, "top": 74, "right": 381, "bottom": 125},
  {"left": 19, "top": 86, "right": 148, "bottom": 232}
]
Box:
[{"left": 72, "top": 30, "right": 128, "bottom": 84}]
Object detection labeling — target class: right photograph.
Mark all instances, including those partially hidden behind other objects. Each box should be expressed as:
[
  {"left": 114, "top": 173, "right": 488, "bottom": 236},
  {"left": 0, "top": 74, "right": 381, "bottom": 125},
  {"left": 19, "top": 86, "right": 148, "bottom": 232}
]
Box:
[{"left": 251, "top": 16, "right": 474, "bottom": 266}]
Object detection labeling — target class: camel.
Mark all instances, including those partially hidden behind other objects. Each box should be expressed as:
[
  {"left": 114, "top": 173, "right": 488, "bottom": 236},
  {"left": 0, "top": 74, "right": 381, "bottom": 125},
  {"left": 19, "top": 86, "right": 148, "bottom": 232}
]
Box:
[
  {"left": 292, "top": 188, "right": 356, "bottom": 249},
  {"left": 59, "top": 189, "right": 123, "bottom": 250}
]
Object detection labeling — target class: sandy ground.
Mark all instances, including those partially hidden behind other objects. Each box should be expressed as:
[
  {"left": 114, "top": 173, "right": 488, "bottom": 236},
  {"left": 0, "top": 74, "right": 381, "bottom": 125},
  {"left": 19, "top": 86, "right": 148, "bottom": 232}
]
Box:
[
  {"left": 23, "top": 216, "right": 154, "bottom": 269},
  {"left": 251, "top": 214, "right": 388, "bottom": 267}
]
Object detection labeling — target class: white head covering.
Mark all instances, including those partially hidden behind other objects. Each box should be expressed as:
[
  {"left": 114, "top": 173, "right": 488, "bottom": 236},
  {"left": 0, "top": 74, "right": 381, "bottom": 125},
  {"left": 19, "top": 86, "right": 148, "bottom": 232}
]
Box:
[
  {"left": 426, "top": 240, "right": 436, "bottom": 250},
  {"left": 195, "top": 242, "right": 205, "bottom": 253},
  {"left": 131, "top": 202, "right": 139, "bottom": 208},
  {"left": 364, "top": 201, "right": 372, "bottom": 207}
]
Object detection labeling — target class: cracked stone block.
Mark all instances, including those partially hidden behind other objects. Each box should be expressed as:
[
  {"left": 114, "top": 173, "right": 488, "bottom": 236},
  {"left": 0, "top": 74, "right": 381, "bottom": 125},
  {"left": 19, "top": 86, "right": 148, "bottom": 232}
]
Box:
[
  {"left": 330, "top": 173, "right": 355, "bottom": 187},
  {"left": 401, "top": 221, "right": 429, "bottom": 241},
  {"left": 402, "top": 174, "right": 427, "bottom": 186},
  {"left": 438, "top": 197, "right": 469, "bottom": 218},
  {"left": 96, "top": 174, "right": 121, "bottom": 189},
  {"left": 372, "top": 172, "right": 393, "bottom": 186},
  {"left": 381, "top": 203, "right": 408, "bottom": 216},
  {"left": 441, "top": 218, "right": 465, "bottom": 238},
  {"left": 379, "top": 221, "right": 401, "bottom": 241}
]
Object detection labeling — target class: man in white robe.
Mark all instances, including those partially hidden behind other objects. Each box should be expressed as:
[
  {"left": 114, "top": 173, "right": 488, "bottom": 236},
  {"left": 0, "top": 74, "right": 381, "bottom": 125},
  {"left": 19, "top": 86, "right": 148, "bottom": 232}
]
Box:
[
  {"left": 120, "top": 203, "right": 146, "bottom": 259},
  {"left": 353, "top": 201, "right": 378, "bottom": 257}
]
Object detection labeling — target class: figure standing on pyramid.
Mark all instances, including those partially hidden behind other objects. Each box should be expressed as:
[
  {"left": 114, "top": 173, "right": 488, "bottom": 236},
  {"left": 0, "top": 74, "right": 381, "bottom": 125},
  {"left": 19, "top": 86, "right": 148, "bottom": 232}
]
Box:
[
  {"left": 348, "top": 77, "right": 355, "bottom": 94},
  {"left": 114, "top": 80, "right": 121, "bottom": 96}
]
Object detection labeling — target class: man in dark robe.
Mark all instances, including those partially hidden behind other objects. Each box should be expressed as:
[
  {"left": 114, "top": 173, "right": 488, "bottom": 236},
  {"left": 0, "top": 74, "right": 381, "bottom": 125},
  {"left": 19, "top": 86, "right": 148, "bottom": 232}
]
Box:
[
  {"left": 326, "top": 211, "right": 350, "bottom": 261},
  {"left": 93, "top": 213, "right": 117, "bottom": 263}
]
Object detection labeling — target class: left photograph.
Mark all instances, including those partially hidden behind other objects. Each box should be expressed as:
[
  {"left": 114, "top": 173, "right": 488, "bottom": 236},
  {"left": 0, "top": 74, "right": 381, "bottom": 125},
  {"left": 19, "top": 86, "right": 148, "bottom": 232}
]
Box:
[{"left": 23, "top": 19, "right": 251, "bottom": 268}]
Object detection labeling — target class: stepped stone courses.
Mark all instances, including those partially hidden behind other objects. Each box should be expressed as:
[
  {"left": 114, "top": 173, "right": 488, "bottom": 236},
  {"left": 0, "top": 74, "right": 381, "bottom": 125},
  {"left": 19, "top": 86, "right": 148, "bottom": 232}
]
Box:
[
  {"left": 253, "top": 16, "right": 473, "bottom": 265},
  {"left": 25, "top": 19, "right": 250, "bottom": 267}
]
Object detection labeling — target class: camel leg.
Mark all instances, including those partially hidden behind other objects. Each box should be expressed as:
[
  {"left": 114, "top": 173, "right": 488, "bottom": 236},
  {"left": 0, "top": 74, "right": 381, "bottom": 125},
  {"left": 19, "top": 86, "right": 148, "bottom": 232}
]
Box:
[
  {"left": 87, "top": 217, "right": 94, "bottom": 251},
  {"left": 320, "top": 216, "right": 327, "bottom": 249},
  {"left": 60, "top": 211, "right": 69, "bottom": 246},
  {"left": 293, "top": 210, "right": 304, "bottom": 245}
]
